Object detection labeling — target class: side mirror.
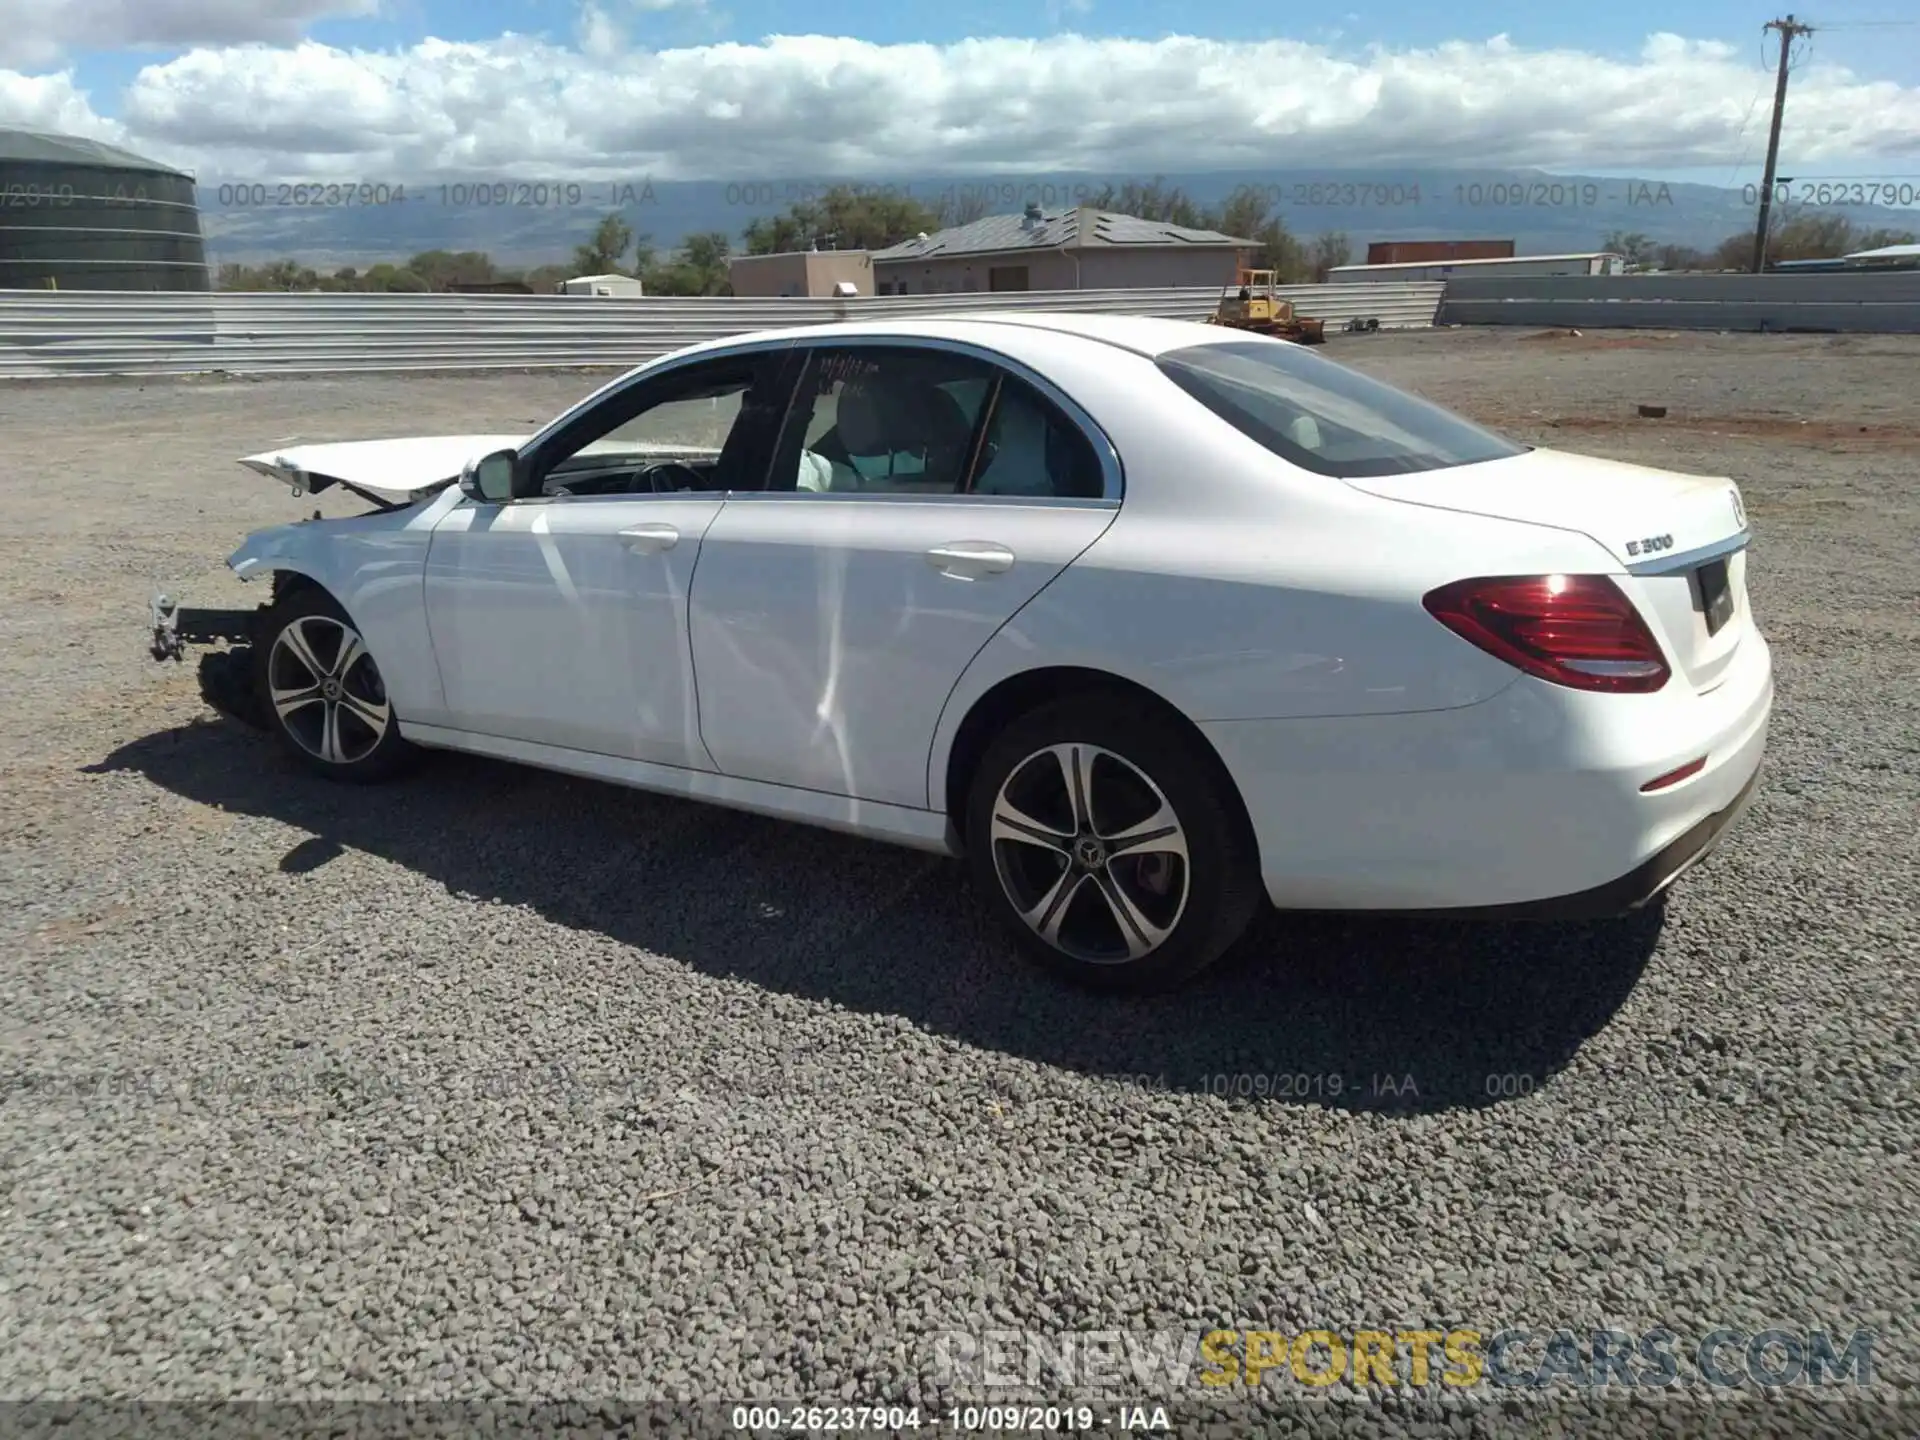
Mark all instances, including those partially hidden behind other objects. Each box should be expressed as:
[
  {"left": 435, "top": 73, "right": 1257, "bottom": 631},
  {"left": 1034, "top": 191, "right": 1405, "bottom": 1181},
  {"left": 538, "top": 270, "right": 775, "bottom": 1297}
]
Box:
[{"left": 460, "top": 448, "right": 519, "bottom": 503}]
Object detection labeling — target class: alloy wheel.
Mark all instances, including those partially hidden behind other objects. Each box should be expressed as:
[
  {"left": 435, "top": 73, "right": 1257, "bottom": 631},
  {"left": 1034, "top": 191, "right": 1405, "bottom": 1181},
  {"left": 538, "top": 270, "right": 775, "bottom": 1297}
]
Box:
[
  {"left": 989, "top": 742, "right": 1191, "bottom": 964},
  {"left": 266, "top": 615, "right": 391, "bottom": 765}
]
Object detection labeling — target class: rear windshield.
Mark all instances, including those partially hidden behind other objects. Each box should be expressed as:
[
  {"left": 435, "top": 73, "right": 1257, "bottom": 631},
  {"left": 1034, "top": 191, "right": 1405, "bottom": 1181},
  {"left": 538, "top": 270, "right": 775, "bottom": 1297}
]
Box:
[{"left": 1157, "top": 340, "right": 1528, "bottom": 478}]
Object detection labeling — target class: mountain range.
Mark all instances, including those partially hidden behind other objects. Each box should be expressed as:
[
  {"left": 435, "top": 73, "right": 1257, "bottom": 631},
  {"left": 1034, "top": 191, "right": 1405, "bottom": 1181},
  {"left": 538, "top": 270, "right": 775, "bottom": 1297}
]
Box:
[{"left": 195, "top": 166, "right": 1920, "bottom": 269}]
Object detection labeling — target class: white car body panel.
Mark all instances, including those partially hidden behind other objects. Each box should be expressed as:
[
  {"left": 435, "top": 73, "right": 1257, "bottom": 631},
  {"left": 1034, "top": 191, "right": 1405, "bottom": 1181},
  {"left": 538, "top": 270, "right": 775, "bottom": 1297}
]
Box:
[
  {"left": 422, "top": 495, "right": 724, "bottom": 768},
  {"left": 687, "top": 493, "right": 1117, "bottom": 808},
  {"left": 228, "top": 487, "right": 464, "bottom": 724},
  {"left": 1204, "top": 631, "right": 1771, "bottom": 908},
  {"left": 1344, "top": 448, "right": 1753, "bottom": 693},
  {"left": 209, "top": 311, "right": 1771, "bottom": 915},
  {"left": 398, "top": 722, "right": 953, "bottom": 853}
]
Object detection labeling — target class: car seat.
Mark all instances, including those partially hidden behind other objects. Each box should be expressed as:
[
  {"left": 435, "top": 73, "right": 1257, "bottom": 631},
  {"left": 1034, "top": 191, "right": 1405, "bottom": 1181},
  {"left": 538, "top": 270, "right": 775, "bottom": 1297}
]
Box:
[{"left": 832, "top": 376, "right": 974, "bottom": 492}]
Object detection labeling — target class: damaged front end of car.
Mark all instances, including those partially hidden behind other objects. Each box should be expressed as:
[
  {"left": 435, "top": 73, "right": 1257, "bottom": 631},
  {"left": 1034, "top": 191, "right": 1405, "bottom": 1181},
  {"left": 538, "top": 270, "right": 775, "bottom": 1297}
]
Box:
[
  {"left": 147, "top": 573, "right": 321, "bottom": 731},
  {"left": 147, "top": 436, "right": 483, "bottom": 729}
]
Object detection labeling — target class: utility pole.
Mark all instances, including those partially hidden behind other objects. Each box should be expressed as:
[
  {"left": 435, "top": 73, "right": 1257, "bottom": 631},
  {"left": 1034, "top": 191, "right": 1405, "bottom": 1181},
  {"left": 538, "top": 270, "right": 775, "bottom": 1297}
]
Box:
[{"left": 1750, "top": 14, "right": 1814, "bottom": 273}]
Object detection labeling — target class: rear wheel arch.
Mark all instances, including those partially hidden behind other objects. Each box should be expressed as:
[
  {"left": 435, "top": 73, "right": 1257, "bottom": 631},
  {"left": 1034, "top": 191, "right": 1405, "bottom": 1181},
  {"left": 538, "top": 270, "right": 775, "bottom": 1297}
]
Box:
[{"left": 941, "top": 666, "right": 1259, "bottom": 860}]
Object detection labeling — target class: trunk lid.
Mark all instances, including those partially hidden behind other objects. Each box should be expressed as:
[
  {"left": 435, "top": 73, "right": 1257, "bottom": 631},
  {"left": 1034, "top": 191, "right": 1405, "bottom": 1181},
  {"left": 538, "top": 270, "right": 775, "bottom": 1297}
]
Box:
[{"left": 1346, "top": 448, "right": 1753, "bottom": 693}]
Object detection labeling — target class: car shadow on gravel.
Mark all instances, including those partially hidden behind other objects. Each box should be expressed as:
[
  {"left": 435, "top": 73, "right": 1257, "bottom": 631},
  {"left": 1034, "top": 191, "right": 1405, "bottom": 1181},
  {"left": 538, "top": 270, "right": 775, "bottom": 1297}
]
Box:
[{"left": 93, "top": 719, "right": 1664, "bottom": 1116}]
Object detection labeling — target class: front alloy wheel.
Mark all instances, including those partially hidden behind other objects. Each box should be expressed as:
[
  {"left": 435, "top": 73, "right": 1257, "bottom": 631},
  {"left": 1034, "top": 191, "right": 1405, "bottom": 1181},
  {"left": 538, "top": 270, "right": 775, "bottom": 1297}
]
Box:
[
  {"left": 268, "top": 614, "right": 391, "bottom": 764},
  {"left": 990, "top": 743, "right": 1191, "bottom": 964},
  {"left": 256, "top": 585, "right": 415, "bottom": 782}
]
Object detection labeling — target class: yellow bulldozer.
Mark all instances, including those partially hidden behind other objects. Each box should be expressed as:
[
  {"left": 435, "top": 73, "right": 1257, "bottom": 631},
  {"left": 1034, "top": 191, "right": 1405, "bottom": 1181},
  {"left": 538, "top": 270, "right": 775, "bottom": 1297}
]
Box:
[{"left": 1206, "top": 268, "right": 1325, "bottom": 343}]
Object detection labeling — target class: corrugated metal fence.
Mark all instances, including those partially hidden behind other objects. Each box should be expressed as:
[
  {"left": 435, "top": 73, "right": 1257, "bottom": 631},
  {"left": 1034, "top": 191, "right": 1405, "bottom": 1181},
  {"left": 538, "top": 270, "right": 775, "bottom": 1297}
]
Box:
[
  {"left": 1436, "top": 270, "right": 1920, "bottom": 333},
  {"left": 0, "top": 282, "right": 1444, "bottom": 378}
]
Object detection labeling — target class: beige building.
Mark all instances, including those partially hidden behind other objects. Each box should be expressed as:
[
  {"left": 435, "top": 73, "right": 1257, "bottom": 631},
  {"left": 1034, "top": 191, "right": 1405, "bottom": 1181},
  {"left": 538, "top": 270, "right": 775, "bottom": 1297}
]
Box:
[
  {"left": 870, "top": 203, "right": 1256, "bottom": 294},
  {"left": 727, "top": 249, "right": 874, "bottom": 297}
]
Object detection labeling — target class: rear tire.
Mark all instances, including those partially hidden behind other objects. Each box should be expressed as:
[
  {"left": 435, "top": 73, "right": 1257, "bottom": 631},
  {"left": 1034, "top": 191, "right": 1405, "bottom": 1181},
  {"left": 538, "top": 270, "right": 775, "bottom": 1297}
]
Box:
[
  {"left": 254, "top": 585, "right": 416, "bottom": 783},
  {"left": 965, "top": 693, "right": 1262, "bottom": 993}
]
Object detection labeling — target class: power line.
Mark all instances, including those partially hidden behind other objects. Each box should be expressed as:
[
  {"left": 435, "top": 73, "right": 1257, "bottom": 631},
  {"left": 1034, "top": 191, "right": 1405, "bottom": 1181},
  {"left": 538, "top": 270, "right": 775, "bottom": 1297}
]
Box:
[{"left": 1751, "top": 14, "right": 1816, "bottom": 272}]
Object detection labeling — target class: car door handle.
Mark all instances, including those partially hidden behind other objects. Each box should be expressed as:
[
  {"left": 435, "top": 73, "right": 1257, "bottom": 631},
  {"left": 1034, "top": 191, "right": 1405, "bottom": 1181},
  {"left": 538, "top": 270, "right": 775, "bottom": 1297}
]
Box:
[
  {"left": 926, "top": 541, "right": 1014, "bottom": 578},
  {"left": 618, "top": 522, "right": 679, "bottom": 553}
]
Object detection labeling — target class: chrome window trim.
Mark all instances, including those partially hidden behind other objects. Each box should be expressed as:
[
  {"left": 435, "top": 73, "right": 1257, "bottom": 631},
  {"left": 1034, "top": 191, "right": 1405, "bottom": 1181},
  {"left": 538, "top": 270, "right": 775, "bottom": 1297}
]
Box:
[{"left": 722, "top": 491, "right": 1120, "bottom": 510}]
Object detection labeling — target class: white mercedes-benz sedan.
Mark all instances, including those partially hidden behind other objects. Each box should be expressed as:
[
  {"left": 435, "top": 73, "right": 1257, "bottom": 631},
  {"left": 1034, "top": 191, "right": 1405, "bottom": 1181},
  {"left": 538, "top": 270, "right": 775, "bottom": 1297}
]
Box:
[{"left": 150, "top": 313, "right": 1771, "bottom": 991}]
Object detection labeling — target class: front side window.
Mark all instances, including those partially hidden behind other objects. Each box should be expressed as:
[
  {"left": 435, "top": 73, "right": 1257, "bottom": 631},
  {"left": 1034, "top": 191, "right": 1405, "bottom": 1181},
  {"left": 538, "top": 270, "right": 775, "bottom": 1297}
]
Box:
[
  {"left": 528, "top": 355, "right": 788, "bottom": 497},
  {"left": 1157, "top": 340, "right": 1527, "bottom": 478},
  {"left": 772, "top": 345, "right": 1105, "bottom": 500}
]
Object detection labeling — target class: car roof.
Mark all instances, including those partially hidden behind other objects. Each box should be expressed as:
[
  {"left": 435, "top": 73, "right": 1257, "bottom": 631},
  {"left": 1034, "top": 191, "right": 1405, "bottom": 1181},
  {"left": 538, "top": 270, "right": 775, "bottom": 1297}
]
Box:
[{"left": 673, "top": 311, "right": 1247, "bottom": 363}]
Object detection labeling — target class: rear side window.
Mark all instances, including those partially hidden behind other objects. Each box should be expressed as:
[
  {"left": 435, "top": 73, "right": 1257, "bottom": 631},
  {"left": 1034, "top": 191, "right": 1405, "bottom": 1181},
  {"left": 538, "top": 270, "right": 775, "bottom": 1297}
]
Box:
[{"left": 1157, "top": 340, "right": 1527, "bottom": 478}]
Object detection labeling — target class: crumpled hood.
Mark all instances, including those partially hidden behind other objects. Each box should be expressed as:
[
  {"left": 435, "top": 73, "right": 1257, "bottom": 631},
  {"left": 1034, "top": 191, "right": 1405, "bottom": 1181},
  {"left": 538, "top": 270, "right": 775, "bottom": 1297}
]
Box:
[
  {"left": 240, "top": 435, "right": 530, "bottom": 506},
  {"left": 239, "top": 433, "right": 725, "bottom": 507}
]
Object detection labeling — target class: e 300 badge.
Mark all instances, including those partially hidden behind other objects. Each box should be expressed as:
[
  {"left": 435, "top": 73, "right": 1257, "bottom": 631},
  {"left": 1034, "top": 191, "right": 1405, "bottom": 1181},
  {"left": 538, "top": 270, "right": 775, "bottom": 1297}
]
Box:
[{"left": 1624, "top": 533, "right": 1674, "bottom": 557}]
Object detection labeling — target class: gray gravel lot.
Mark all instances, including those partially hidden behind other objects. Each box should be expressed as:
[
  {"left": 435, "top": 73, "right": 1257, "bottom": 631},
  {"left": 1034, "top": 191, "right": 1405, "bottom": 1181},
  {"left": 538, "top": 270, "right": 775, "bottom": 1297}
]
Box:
[{"left": 0, "top": 327, "right": 1914, "bottom": 1432}]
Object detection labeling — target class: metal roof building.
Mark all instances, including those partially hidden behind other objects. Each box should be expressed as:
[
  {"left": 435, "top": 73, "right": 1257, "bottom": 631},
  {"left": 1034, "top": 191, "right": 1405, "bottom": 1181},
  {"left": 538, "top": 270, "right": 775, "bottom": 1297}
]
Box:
[
  {"left": 1329, "top": 252, "right": 1626, "bottom": 283},
  {"left": 1842, "top": 242, "right": 1920, "bottom": 266},
  {"left": 870, "top": 203, "right": 1257, "bottom": 293},
  {"left": 0, "top": 127, "right": 209, "bottom": 291}
]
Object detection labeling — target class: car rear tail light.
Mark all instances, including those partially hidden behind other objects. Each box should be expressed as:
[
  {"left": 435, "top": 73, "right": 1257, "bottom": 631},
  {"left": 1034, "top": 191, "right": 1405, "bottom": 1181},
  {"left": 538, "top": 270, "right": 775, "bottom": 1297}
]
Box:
[{"left": 1422, "top": 574, "right": 1670, "bottom": 693}]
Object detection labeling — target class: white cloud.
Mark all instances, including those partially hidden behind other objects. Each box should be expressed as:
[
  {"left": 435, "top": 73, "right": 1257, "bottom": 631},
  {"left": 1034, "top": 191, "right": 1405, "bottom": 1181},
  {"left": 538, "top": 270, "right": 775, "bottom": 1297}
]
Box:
[
  {"left": 577, "top": 4, "right": 624, "bottom": 58},
  {"left": 4, "top": 30, "right": 1916, "bottom": 183},
  {"left": 0, "top": 68, "right": 129, "bottom": 140},
  {"left": 0, "top": 0, "right": 377, "bottom": 68}
]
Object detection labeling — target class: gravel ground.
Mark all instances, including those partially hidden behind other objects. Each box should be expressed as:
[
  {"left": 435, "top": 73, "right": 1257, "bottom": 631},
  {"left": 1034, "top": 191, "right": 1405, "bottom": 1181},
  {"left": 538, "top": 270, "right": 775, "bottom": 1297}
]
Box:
[{"left": 0, "top": 327, "right": 1914, "bottom": 1434}]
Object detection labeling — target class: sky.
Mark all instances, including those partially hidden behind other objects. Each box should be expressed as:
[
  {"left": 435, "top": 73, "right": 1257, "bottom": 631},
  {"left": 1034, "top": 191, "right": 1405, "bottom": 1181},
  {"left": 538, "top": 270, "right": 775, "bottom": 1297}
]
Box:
[{"left": 1, "top": 0, "right": 1917, "bottom": 194}]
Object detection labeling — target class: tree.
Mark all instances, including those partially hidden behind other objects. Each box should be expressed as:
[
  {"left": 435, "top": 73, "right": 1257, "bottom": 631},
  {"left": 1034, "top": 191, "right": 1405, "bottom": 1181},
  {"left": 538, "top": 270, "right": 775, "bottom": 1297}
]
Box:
[
  {"left": 1083, "top": 176, "right": 1209, "bottom": 228},
  {"left": 1207, "top": 189, "right": 1272, "bottom": 246},
  {"left": 1770, "top": 210, "right": 1859, "bottom": 261},
  {"left": 741, "top": 185, "right": 944, "bottom": 254},
  {"left": 1653, "top": 243, "right": 1711, "bottom": 272},
  {"left": 1250, "top": 220, "right": 1305, "bottom": 280},
  {"left": 1852, "top": 225, "right": 1919, "bottom": 252},
  {"left": 1310, "top": 231, "right": 1351, "bottom": 281},
  {"left": 677, "top": 231, "right": 733, "bottom": 293},
  {"left": 1603, "top": 230, "right": 1659, "bottom": 268},
  {"left": 1708, "top": 232, "right": 1752, "bottom": 270},
  {"left": 1703, "top": 209, "right": 1917, "bottom": 270},
  {"left": 574, "top": 213, "right": 634, "bottom": 275},
  {"left": 362, "top": 261, "right": 428, "bottom": 292},
  {"left": 522, "top": 262, "right": 573, "bottom": 294},
  {"left": 927, "top": 189, "right": 992, "bottom": 228},
  {"left": 642, "top": 231, "right": 734, "bottom": 295},
  {"left": 404, "top": 249, "right": 497, "bottom": 289}
]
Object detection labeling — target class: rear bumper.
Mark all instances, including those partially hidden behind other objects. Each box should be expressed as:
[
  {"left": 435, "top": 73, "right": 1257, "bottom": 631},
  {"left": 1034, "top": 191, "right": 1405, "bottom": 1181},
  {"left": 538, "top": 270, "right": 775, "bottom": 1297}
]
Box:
[
  {"left": 1382, "top": 759, "right": 1762, "bottom": 920},
  {"left": 1202, "top": 631, "right": 1773, "bottom": 913}
]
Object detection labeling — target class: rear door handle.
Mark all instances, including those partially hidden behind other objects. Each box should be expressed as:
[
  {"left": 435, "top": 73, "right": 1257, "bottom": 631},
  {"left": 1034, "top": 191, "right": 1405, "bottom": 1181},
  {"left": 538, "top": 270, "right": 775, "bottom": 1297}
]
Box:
[
  {"left": 926, "top": 541, "right": 1014, "bottom": 578},
  {"left": 619, "top": 522, "right": 679, "bottom": 553}
]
